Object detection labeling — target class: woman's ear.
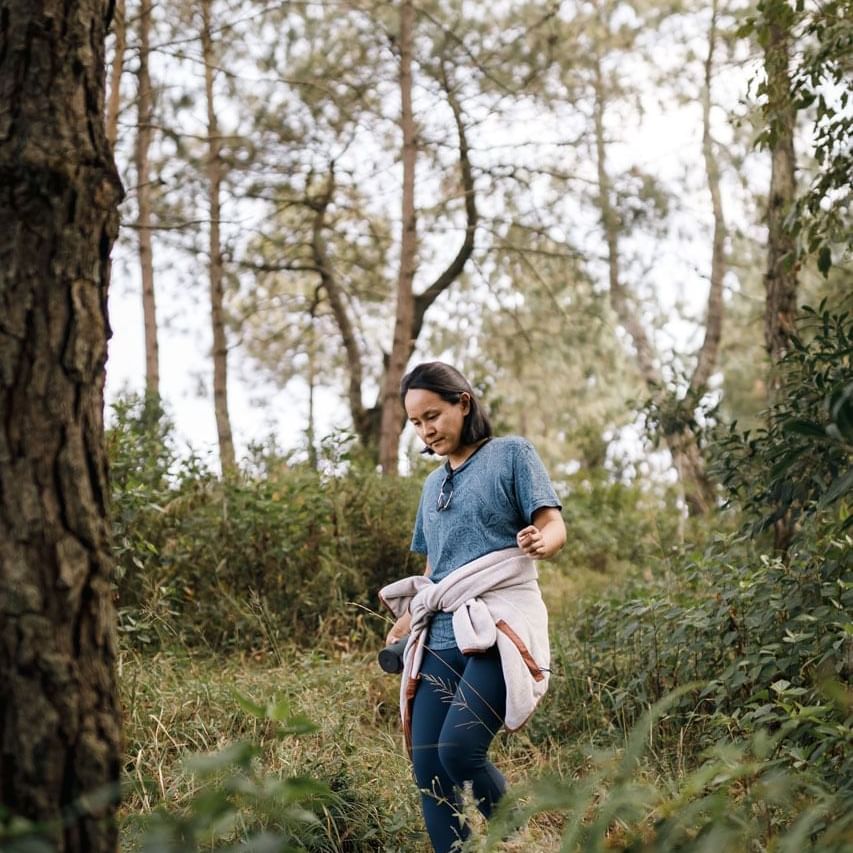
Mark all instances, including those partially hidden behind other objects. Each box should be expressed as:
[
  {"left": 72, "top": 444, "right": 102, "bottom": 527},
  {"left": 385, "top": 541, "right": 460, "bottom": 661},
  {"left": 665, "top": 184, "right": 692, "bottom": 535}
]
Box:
[{"left": 459, "top": 392, "right": 471, "bottom": 415}]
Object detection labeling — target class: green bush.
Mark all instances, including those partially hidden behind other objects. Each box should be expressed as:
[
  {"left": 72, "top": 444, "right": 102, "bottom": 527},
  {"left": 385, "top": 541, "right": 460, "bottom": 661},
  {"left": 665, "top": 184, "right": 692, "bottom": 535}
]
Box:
[
  {"left": 556, "top": 469, "right": 681, "bottom": 575},
  {"left": 487, "top": 692, "right": 853, "bottom": 852},
  {"left": 108, "top": 401, "right": 422, "bottom": 650},
  {"left": 532, "top": 305, "right": 852, "bottom": 800}
]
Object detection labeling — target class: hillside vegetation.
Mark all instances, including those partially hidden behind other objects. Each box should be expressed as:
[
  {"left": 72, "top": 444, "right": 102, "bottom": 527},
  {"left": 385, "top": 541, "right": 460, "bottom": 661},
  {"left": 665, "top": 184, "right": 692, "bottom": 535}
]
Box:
[{"left": 113, "top": 308, "right": 851, "bottom": 851}]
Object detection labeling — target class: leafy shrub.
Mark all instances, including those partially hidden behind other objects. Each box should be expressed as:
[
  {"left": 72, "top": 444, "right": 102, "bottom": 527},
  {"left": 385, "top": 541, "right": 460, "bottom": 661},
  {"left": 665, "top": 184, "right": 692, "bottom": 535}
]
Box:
[
  {"left": 556, "top": 469, "right": 680, "bottom": 574},
  {"left": 484, "top": 692, "right": 853, "bottom": 852},
  {"left": 713, "top": 302, "right": 852, "bottom": 542},
  {"left": 532, "top": 305, "right": 853, "bottom": 800},
  {"left": 108, "top": 403, "right": 422, "bottom": 650},
  {"left": 543, "top": 531, "right": 852, "bottom": 779}
]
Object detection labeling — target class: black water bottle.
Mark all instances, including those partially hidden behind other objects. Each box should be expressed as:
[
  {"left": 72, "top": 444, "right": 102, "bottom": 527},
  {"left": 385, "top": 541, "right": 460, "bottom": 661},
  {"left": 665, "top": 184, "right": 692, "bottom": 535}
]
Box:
[{"left": 378, "top": 635, "right": 409, "bottom": 674}]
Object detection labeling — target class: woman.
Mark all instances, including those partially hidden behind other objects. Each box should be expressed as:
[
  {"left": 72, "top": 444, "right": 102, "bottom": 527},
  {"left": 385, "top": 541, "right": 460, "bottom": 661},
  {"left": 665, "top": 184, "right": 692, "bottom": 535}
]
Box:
[{"left": 380, "top": 362, "right": 566, "bottom": 853}]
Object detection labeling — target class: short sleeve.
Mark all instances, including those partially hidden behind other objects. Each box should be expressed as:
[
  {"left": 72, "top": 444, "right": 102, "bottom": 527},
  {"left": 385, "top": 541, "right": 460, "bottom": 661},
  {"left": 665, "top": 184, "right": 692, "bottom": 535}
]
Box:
[
  {"left": 512, "top": 440, "right": 562, "bottom": 524},
  {"left": 411, "top": 488, "right": 428, "bottom": 554}
]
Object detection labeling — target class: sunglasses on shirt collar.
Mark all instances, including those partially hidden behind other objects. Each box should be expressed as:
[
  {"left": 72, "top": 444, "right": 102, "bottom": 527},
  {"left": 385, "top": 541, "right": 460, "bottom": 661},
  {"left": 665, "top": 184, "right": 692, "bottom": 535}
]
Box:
[{"left": 436, "top": 465, "right": 453, "bottom": 512}]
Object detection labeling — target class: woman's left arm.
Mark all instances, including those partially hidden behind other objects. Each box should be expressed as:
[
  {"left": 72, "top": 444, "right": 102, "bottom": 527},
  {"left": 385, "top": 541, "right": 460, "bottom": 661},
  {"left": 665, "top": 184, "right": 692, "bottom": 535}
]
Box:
[{"left": 517, "top": 507, "right": 567, "bottom": 559}]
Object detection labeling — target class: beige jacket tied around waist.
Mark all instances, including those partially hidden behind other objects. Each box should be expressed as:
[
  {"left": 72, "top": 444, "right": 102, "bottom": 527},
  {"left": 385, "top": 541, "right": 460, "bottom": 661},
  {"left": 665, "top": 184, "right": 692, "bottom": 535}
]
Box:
[{"left": 379, "top": 547, "right": 550, "bottom": 753}]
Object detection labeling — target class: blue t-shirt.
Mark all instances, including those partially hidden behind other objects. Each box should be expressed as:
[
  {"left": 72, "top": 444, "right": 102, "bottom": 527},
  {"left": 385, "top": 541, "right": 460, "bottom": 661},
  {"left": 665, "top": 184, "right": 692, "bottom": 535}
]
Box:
[{"left": 410, "top": 436, "right": 562, "bottom": 649}]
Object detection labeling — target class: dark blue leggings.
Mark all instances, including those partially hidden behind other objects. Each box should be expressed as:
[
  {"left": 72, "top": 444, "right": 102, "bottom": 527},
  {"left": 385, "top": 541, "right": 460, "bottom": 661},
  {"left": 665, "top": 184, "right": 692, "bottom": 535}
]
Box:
[{"left": 410, "top": 645, "right": 507, "bottom": 853}]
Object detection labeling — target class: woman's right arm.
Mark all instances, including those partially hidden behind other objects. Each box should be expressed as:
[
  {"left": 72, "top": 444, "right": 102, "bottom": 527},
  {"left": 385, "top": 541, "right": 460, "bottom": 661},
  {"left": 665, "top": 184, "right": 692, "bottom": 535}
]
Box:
[{"left": 385, "top": 559, "right": 430, "bottom": 644}]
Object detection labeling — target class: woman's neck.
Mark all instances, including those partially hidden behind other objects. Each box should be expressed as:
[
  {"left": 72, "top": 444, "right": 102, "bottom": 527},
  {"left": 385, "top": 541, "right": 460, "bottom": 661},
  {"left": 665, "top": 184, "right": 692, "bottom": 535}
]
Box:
[{"left": 447, "top": 437, "right": 490, "bottom": 470}]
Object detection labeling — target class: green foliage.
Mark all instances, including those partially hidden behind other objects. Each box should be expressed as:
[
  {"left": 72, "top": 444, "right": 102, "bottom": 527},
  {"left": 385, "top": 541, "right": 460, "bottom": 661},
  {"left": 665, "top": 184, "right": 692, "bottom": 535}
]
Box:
[
  {"left": 108, "top": 401, "right": 422, "bottom": 650},
  {"left": 529, "top": 305, "right": 852, "bottom": 837},
  {"left": 713, "top": 303, "right": 852, "bottom": 537},
  {"left": 556, "top": 470, "right": 680, "bottom": 575},
  {"left": 544, "top": 532, "right": 852, "bottom": 776},
  {"left": 124, "top": 691, "right": 339, "bottom": 852},
  {"left": 119, "top": 650, "right": 429, "bottom": 852},
  {"left": 108, "top": 302, "right": 853, "bottom": 849},
  {"left": 739, "top": 0, "right": 852, "bottom": 273},
  {"left": 482, "top": 692, "right": 852, "bottom": 852}
]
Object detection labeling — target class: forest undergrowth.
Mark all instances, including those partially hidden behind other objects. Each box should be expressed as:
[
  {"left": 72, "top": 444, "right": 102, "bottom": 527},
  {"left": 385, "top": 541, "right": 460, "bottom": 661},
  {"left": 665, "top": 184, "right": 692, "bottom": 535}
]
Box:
[{"left": 113, "top": 308, "right": 851, "bottom": 851}]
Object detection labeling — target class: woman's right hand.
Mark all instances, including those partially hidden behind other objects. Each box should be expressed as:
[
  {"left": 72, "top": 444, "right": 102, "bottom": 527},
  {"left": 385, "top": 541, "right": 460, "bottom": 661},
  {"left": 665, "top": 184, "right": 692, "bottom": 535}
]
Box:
[{"left": 386, "top": 611, "right": 411, "bottom": 645}]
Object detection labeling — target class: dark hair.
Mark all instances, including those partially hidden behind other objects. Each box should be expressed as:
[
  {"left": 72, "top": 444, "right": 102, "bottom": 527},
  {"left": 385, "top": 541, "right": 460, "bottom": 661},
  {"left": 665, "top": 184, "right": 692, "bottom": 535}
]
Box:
[{"left": 400, "top": 362, "right": 493, "bottom": 454}]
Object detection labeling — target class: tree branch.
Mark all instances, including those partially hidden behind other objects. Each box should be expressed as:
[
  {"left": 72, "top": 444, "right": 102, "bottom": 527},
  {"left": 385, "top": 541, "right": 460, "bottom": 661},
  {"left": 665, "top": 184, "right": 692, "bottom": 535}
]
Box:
[
  {"left": 309, "top": 166, "right": 370, "bottom": 441},
  {"left": 412, "top": 57, "right": 478, "bottom": 344}
]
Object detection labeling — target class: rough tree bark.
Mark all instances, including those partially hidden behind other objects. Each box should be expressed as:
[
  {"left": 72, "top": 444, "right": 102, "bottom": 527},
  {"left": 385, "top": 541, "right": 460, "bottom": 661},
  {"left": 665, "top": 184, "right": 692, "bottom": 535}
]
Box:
[
  {"left": 105, "top": 0, "right": 127, "bottom": 148},
  {"left": 378, "top": 0, "right": 418, "bottom": 475},
  {"left": 0, "top": 2, "right": 123, "bottom": 850},
  {"left": 201, "top": 0, "right": 236, "bottom": 473},
  {"left": 136, "top": 0, "right": 160, "bottom": 396}
]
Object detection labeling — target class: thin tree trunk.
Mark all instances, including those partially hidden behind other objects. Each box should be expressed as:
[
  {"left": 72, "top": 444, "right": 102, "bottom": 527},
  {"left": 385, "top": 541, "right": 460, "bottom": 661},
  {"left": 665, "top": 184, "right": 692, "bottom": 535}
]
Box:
[
  {"left": 691, "top": 0, "right": 726, "bottom": 394},
  {"left": 307, "top": 296, "right": 319, "bottom": 470},
  {"left": 378, "top": 0, "right": 418, "bottom": 475},
  {"left": 136, "top": 0, "right": 160, "bottom": 396},
  {"left": 763, "top": 15, "right": 798, "bottom": 381},
  {"left": 0, "top": 2, "right": 122, "bottom": 850},
  {"left": 309, "top": 168, "right": 375, "bottom": 447},
  {"left": 592, "top": 56, "right": 658, "bottom": 388},
  {"left": 309, "top": 24, "right": 476, "bottom": 463},
  {"left": 201, "top": 0, "right": 236, "bottom": 473},
  {"left": 762, "top": 9, "right": 799, "bottom": 553},
  {"left": 592, "top": 46, "right": 713, "bottom": 515},
  {"left": 375, "top": 48, "right": 478, "bottom": 467},
  {"left": 106, "top": 0, "right": 126, "bottom": 148}
]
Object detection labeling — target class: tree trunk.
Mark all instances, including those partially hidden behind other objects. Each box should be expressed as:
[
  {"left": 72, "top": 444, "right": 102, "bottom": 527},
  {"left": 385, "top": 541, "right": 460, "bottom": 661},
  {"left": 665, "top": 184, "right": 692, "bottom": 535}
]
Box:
[
  {"left": 105, "top": 0, "right": 126, "bottom": 148},
  {"left": 201, "top": 0, "right": 236, "bottom": 473},
  {"left": 410, "top": 57, "right": 478, "bottom": 346},
  {"left": 762, "top": 8, "right": 799, "bottom": 553},
  {"left": 591, "top": 57, "right": 658, "bottom": 389},
  {"left": 0, "top": 2, "right": 123, "bottom": 850},
  {"left": 378, "top": 0, "right": 418, "bottom": 475},
  {"left": 309, "top": 169, "right": 376, "bottom": 449},
  {"left": 307, "top": 319, "right": 318, "bottom": 470},
  {"left": 763, "top": 14, "right": 798, "bottom": 383},
  {"left": 592, "top": 47, "right": 714, "bottom": 515},
  {"left": 309, "top": 20, "right": 476, "bottom": 464},
  {"left": 136, "top": 0, "right": 160, "bottom": 397},
  {"left": 691, "top": 0, "right": 726, "bottom": 394}
]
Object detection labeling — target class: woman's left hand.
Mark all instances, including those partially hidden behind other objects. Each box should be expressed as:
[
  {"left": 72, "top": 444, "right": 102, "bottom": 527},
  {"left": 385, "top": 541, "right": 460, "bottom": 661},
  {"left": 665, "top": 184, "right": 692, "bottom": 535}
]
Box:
[
  {"left": 517, "top": 525, "right": 547, "bottom": 558},
  {"left": 517, "top": 508, "right": 566, "bottom": 559}
]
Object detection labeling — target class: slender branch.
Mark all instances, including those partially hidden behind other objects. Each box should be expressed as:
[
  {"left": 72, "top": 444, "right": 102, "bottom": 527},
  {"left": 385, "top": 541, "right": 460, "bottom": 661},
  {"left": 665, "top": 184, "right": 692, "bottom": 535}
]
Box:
[
  {"left": 412, "top": 55, "right": 478, "bottom": 344},
  {"left": 309, "top": 167, "right": 370, "bottom": 440}
]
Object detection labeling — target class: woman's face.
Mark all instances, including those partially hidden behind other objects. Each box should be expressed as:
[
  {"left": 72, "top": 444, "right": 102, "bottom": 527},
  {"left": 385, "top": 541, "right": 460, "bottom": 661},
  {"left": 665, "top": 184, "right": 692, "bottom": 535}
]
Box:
[{"left": 404, "top": 388, "right": 470, "bottom": 457}]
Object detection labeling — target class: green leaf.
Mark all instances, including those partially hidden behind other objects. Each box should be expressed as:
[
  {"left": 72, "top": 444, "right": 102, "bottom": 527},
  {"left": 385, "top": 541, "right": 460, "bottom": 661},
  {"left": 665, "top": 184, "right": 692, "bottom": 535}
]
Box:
[
  {"left": 817, "top": 246, "right": 832, "bottom": 276},
  {"left": 828, "top": 382, "right": 853, "bottom": 441},
  {"left": 276, "top": 715, "right": 319, "bottom": 738},
  {"left": 185, "top": 742, "right": 259, "bottom": 774},
  {"left": 265, "top": 696, "right": 293, "bottom": 722},
  {"left": 233, "top": 690, "right": 266, "bottom": 719},
  {"left": 781, "top": 419, "right": 827, "bottom": 438},
  {"left": 818, "top": 468, "right": 853, "bottom": 507},
  {"left": 276, "top": 775, "right": 333, "bottom": 803}
]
